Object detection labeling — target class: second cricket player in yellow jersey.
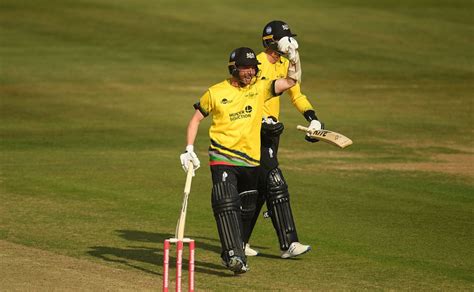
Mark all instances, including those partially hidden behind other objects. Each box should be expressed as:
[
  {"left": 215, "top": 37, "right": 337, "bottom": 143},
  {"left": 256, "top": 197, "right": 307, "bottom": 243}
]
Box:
[
  {"left": 194, "top": 77, "right": 277, "bottom": 167},
  {"left": 257, "top": 52, "right": 314, "bottom": 119},
  {"left": 243, "top": 20, "right": 322, "bottom": 259}
]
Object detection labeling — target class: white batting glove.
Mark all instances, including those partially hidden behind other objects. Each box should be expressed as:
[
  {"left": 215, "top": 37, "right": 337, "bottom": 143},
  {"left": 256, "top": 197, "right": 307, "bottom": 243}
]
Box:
[
  {"left": 308, "top": 120, "right": 322, "bottom": 131},
  {"left": 287, "top": 47, "right": 300, "bottom": 64},
  {"left": 180, "top": 145, "right": 200, "bottom": 174},
  {"left": 287, "top": 49, "right": 302, "bottom": 82},
  {"left": 289, "top": 37, "right": 299, "bottom": 50},
  {"left": 277, "top": 36, "right": 299, "bottom": 54}
]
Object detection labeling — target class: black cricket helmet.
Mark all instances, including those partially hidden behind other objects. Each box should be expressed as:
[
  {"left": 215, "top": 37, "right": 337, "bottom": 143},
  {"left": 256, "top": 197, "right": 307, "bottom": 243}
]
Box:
[
  {"left": 228, "top": 47, "right": 260, "bottom": 77},
  {"left": 262, "top": 20, "right": 297, "bottom": 52}
]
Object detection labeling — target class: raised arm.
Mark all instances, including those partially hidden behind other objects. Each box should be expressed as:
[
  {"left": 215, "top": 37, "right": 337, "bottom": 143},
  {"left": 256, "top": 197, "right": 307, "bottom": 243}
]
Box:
[
  {"left": 276, "top": 36, "right": 324, "bottom": 141},
  {"left": 274, "top": 36, "right": 301, "bottom": 95}
]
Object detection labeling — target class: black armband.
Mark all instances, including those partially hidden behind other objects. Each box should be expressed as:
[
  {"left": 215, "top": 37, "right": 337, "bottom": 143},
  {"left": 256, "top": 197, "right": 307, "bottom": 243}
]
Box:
[
  {"left": 271, "top": 80, "right": 282, "bottom": 97},
  {"left": 303, "top": 110, "right": 318, "bottom": 122},
  {"left": 193, "top": 102, "right": 209, "bottom": 117}
]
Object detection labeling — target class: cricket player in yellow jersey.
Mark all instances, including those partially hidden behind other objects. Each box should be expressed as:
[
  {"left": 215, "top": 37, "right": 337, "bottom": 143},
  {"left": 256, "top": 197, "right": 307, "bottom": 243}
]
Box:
[
  {"left": 243, "top": 20, "right": 324, "bottom": 259},
  {"left": 180, "top": 47, "right": 300, "bottom": 274}
]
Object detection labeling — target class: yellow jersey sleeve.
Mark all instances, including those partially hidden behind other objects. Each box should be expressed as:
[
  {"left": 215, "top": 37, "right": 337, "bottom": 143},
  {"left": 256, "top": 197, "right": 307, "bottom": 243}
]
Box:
[
  {"left": 193, "top": 90, "right": 212, "bottom": 117},
  {"left": 287, "top": 82, "right": 314, "bottom": 114}
]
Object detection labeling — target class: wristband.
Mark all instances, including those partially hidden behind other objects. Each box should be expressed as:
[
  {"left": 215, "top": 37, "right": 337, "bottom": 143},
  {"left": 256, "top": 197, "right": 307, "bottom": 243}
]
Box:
[{"left": 303, "top": 110, "right": 318, "bottom": 122}]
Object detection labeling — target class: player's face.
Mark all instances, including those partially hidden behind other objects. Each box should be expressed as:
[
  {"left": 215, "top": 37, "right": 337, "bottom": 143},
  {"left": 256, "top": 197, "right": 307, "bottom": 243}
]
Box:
[
  {"left": 270, "top": 50, "right": 281, "bottom": 59},
  {"left": 238, "top": 66, "right": 257, "bottom": 85}
]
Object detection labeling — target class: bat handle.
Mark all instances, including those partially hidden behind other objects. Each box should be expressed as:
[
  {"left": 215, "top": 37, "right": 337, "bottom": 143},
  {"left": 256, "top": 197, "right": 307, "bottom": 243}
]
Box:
[
  {"left": 187, "top": 161, "right": 194, "bottom": 175},
  {"left": 184, "top": 161, "right": 194, "bottom": 193},
  {"left": 296, "top": 125, "right": 310, "bottom": 132}
]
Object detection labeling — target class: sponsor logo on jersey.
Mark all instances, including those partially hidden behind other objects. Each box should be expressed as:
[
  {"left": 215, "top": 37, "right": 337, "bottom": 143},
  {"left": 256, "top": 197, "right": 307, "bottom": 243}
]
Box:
[
  {"left": 244, "top": 92, "right": 257, "bottom": 99},
  {"left": 221, "top": 98, "right": 233, "bottom": 104},
  {"left": 229, "top": 105, "right": 253, "bottom": 121}
]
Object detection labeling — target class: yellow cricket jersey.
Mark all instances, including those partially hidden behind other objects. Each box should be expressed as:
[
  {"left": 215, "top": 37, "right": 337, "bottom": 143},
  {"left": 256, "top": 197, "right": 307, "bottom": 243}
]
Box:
[
  {"left": 194, "top": 78, "right": 277, "bottom": 167},
  {"left": 257, "top": 52, "right": 314, "bottom": 119}
]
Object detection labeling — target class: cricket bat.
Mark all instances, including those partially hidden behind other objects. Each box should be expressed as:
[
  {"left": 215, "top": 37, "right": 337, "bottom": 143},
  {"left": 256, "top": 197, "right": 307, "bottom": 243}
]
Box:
[
  {"left": 297, "top": 125, "right": 353, "bottom": 149},
  {"left": 175, "top": 161, "right": 194, "bottom": 240}
]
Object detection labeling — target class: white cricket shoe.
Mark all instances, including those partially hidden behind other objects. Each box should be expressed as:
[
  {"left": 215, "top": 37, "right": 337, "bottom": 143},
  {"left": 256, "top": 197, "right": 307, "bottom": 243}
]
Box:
[
  {"left": 280, "top": 242, "right": 311, "bottom": 259},
  {"left": 245, "top": 243, "right": 259, "bottom": 256}
]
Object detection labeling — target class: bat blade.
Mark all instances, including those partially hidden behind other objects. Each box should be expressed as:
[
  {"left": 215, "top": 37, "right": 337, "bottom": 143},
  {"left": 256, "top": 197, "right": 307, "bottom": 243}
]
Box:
[{"left": 297, "top": 125, "right": 353, "bottom": 149}]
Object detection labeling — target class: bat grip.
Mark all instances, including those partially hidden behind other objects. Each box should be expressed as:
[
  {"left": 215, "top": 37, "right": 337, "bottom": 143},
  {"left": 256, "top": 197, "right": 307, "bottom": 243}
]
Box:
[
  {"left": 296, "top": 125, "right": 309, "bottom": 132},
  {"left": 187, "top": 160, "right": 194, "bottom": 173}
]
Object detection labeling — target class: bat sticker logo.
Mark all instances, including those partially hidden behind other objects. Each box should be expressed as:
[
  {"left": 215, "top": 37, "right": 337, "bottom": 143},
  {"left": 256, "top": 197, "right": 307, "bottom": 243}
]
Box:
[{"left": 314, "top": 130, "right": 327, "bottom": 137}]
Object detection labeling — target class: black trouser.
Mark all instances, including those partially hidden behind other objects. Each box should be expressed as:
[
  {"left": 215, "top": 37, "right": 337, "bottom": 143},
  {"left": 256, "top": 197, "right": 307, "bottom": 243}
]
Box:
[
  {"left": 210, "top": 165, "right": 258, "bottom": 262},
  {"left": 211, "top": 165, "right": 259, "bottom": 194}
]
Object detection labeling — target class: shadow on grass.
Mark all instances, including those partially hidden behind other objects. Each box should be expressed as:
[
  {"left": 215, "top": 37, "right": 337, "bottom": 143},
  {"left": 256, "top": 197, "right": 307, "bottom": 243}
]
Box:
[
  {"left": 88, "top": 230, "right": 232, "bottom": 277},
  {"left": 256, "top": 252, "right": 284, "bottom": 260}
]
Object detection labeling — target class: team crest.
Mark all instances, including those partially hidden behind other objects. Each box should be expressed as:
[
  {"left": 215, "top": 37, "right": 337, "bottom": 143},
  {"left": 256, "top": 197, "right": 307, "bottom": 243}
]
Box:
[
  {"left": 246, "top": 52, "right": 255, "bottom": 59},
  {"left": 265, "top": 26, "right": 272, "bottom": 34},
  {"left": 282, "top": 24, "right": 289, "bottom": 30}
]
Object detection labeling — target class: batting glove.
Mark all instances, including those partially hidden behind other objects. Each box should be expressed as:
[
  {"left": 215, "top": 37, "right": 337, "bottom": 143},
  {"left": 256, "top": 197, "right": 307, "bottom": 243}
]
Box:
[
  {"left": 305, "top": 120, "right": 324, "bottom": 143},
  {"left": 277, "top": 36, "right": 299, "bottom": 55},
  {"left": 180, "top": 145, "right": 200, "bottom": 174},
  {"left": 308, "top": 119, "right": 322, "bottom": 131}
]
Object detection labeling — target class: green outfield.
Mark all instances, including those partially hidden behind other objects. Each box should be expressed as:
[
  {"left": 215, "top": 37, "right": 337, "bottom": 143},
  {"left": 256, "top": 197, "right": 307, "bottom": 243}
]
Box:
[{"left": 1, "top": 0, "right": 473, "bottom": 290}]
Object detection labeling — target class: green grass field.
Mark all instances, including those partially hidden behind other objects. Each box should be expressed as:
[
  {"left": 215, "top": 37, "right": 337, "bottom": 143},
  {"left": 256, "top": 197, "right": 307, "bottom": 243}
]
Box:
[{"left": 1, "top": 0, "right": 473, "bottom": 290}]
